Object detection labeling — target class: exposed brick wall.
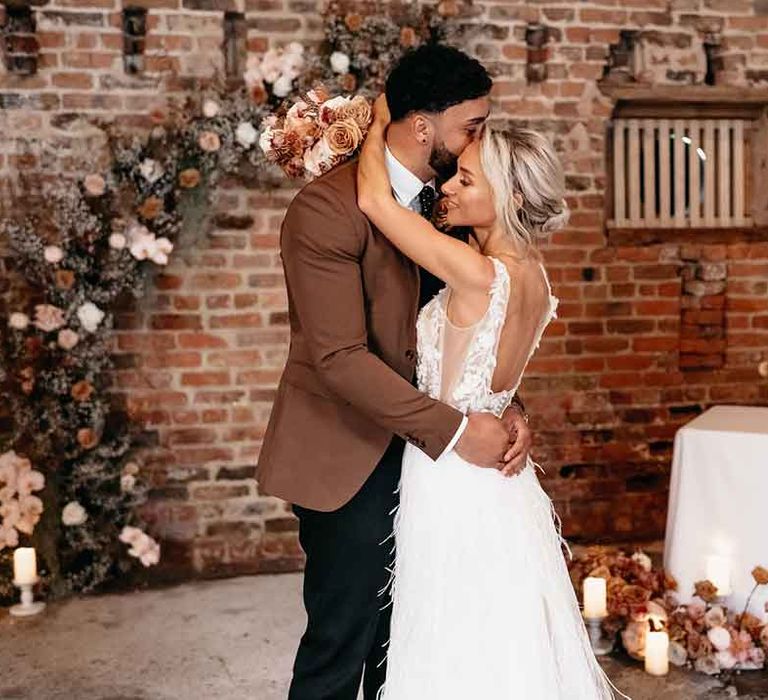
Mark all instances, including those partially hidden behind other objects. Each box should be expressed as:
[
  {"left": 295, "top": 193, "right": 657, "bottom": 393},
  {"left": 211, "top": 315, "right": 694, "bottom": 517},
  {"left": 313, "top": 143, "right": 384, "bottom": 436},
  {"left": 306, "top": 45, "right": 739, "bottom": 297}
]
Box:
[{"left": 1, "top": 0, "right": 768, "bottom": 581}]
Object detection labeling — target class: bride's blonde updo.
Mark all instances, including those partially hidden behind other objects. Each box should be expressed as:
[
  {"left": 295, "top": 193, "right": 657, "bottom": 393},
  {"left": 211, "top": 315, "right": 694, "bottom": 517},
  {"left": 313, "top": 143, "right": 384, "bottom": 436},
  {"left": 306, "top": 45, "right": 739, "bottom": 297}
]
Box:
[{"left": 479, "top": 125, "right": 569, "bottom": 247}]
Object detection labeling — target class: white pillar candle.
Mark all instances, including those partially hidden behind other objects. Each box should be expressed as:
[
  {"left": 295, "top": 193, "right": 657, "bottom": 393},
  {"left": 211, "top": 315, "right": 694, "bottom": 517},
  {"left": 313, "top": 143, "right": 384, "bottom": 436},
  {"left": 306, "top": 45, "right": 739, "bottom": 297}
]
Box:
[
  {"left": 583, "top": 576, "right": 608, "bottom": 619},
  {"left": 13, "top": 547, "right": 38, "bottom": 585},
  {"left": 645, "top": 630, "right": 669, "bottom": 676},
  {"left": 705, "top": 554, "right": 732, "bottom": 596}
]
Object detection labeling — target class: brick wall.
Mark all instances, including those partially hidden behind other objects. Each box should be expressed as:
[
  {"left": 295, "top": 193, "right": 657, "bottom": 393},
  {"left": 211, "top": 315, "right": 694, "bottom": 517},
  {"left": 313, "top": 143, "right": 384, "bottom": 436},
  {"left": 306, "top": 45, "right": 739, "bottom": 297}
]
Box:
[{"left": 1, "top": 0, "right": 768, "bottom": 581}]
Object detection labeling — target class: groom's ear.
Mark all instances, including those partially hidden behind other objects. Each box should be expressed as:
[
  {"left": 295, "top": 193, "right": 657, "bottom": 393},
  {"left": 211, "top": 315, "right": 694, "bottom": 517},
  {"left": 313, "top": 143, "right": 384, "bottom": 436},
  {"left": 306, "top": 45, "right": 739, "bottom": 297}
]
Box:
[{"left": 412, "top": 114, "right": 432, "bottom": 146}]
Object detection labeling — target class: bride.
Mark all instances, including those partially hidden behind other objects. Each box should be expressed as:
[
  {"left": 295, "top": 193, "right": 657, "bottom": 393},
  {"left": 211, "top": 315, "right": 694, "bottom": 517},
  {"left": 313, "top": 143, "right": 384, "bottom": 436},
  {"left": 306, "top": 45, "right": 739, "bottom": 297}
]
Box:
[{"left": 357, "top": 96, "right": 627, "bottom": 699}]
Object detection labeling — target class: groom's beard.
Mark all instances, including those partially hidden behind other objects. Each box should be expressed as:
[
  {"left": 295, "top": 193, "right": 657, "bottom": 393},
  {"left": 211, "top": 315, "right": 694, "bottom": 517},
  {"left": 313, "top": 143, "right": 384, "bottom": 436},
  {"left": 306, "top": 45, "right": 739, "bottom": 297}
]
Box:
[{"left": 429, "top": 141, "right": 459, "bottom": 182}]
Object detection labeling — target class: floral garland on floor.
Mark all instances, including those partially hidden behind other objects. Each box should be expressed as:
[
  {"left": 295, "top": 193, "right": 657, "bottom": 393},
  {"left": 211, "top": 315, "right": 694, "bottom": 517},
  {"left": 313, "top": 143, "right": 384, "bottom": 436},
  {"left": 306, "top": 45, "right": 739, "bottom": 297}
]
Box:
[
  {"left": 569, "top": 548, "right": 768, "bottom": 676},
  {"left": 0, "top": 4, "right": 464, "bottom": 603}
]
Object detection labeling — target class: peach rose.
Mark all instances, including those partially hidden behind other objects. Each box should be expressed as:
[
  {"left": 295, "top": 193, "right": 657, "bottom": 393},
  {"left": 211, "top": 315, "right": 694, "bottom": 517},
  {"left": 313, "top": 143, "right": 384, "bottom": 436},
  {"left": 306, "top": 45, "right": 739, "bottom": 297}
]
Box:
[
  {"left": 84, "top": 173, "right": 106, "bottom": 197},
  {"left": 57, "top": 329, "right": 80, "bottom": 350},
  {"left": 340, "top": 94, "right": 371, "bottom": 130},
  {"left": 198, "top": 130, "right": 221, "bottom": 152},
  {"left": 178, "top": 168, "right": 201, "bottom": 189},
  {"left": 324, "top": 117, "right": 363, "bottom": 156}
]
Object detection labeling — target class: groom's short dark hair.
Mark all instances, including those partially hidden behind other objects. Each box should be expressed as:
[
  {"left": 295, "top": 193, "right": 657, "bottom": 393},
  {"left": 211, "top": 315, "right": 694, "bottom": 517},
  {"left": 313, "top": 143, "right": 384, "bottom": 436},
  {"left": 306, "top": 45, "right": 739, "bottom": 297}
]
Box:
[{"left": 385, "top": 44, "right": 492, "bottom": 122}]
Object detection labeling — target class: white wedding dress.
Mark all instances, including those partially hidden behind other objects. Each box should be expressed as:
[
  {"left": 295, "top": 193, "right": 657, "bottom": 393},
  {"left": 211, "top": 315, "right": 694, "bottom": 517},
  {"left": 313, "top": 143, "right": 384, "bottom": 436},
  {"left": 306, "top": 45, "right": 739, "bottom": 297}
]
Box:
[{"left": 379, "top": 257, "right": 624, "bottom": 699}]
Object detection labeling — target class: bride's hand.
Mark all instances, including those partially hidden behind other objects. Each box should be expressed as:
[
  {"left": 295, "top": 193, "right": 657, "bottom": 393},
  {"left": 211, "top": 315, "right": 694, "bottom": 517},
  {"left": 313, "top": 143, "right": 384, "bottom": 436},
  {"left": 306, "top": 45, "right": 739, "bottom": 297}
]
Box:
[{"left": 372, "top": 94, "right": 391, "bottom": 128}]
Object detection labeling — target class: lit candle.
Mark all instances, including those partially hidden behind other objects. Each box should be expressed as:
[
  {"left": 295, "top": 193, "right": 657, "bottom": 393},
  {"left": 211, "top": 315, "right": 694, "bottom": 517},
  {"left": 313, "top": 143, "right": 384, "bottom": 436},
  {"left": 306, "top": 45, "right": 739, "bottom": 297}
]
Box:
[
  {"left": 705, "top": 555, "right": 732, "bottom": 596},
  {"left": 13, "top": 547, "right": 38, "bottom": 585},
  {"left": 645, "top": 630, "right": 669, "bottom": 676},
  {"left": 583, "top": 577, "right": 608, "bottom": 619}
]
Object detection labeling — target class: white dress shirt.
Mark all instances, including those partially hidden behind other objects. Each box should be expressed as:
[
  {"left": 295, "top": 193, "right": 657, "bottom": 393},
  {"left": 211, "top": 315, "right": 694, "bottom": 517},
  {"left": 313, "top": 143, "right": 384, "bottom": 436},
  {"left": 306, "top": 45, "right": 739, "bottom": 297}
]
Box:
[{"left": 383, "top": 144, "right": 468, "bottom": 458}]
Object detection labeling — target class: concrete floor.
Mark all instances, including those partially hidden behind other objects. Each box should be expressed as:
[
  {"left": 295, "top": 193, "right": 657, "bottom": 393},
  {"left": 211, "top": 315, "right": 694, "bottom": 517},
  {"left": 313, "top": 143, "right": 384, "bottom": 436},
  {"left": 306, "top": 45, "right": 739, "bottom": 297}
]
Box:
[{"left": 1, "top": 573, "right": 767, "bottom": 700}]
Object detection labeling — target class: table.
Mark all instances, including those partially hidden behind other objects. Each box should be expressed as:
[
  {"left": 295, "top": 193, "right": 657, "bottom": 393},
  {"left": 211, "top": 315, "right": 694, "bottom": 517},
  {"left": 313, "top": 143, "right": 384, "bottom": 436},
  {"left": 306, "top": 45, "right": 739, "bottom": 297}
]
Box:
[{"left": 664, "top": 405, "right": 768, "bottom": 620}]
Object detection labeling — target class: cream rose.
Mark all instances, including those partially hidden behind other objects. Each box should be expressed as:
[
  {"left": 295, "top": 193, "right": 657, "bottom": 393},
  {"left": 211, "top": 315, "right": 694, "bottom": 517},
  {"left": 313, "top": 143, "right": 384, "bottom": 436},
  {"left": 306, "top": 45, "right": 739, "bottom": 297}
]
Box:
[
  {"left": 62, "top": 501, "right": 88, "bottom": 526},
  {"left": 57, "top": 328, "right": 80, "bottom": 350},
  {"left": 8, "top": 312, "right": 29, "bottom": 330}
]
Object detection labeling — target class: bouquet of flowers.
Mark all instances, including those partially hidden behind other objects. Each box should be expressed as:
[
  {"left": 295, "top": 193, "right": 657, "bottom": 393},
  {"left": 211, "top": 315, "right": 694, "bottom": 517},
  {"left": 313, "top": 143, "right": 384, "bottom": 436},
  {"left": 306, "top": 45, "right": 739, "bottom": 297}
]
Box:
[
  {"left": 259, "top": 87, "right": 373, "bottom": 179},
  {"left": 569, "top": 547, "right": 768, "bottom": 676}
]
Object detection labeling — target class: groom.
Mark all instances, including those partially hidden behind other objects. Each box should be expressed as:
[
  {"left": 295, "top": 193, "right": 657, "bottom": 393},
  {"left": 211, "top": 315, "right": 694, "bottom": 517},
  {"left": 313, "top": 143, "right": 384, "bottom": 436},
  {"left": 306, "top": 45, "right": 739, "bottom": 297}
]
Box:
[{"left": 257, "top": 45, "right": 532, "bottom": 699}]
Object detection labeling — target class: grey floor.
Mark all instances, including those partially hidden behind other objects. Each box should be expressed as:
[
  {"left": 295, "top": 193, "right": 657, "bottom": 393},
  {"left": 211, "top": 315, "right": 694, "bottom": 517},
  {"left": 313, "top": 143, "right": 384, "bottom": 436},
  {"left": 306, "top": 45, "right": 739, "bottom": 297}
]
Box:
[{"left": 1, "top": 573, "right": 766, "bottom": 700}]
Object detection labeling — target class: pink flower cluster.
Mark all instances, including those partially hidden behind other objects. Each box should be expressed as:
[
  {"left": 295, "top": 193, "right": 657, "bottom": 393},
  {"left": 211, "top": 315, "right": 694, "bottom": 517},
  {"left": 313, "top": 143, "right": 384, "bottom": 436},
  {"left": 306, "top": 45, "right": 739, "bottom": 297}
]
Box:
[
  {"left": 119, "top": 525, "right": 160, "bottom": 567},
  {"left": 0, "top": 450, "right": 45, "bottom": 549},
  {"left": 259, "top": 87, "right": 372, "bottom": 179}
]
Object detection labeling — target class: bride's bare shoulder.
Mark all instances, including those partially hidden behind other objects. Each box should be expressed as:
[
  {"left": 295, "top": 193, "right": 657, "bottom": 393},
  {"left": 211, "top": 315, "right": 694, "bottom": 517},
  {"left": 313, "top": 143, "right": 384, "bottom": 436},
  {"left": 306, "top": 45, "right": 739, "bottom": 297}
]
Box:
[{"left": 491, "top": 250, "right": 549, "bottom": 309}]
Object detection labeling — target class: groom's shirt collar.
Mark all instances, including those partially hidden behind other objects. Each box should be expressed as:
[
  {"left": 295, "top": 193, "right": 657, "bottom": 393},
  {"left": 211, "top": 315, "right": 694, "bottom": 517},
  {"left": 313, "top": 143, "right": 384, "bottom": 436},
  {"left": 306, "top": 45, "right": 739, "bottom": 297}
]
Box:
[{"left": 384, "top": 144, "right": 436, "bottom": 212}]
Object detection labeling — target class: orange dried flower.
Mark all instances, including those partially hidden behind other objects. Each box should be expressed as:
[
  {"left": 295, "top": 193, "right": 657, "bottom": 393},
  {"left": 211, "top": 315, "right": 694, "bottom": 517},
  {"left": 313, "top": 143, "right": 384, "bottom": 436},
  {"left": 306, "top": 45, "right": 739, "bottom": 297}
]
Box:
[
  {"left": 77, "top": 428, "right": 99, "bottom": 449},
  {"left": 71, "top": 380, "right": 94, "bottom": 402},
  {"left": 178, "top": 168, "right": 201, "bottom": 189},
  {"left": 400, "top": 26, "right": 417, "bottom": 48},
  {"left": 250, "top": 83, "right": 268, "bottom": 105},
  {"left": 344, "top": 12, "right": 363, "bottom": 31},
  {"left": 138, "top": 196, "right": 163, "bottom": 220},
  {"left": 752, "top": 566, "right": 768, "bottom": 586},
  {"left": 694, "top": 579, "right": 719, "bottom": 603},
  {"left": 55, "top": 269, "right": 75, "bottom": 291},
  {"left": 339, "top": 72, "right": 357, "bottom": 92},
  {"left": 437, "top": 0, "right": 460, "bottom": 17}
]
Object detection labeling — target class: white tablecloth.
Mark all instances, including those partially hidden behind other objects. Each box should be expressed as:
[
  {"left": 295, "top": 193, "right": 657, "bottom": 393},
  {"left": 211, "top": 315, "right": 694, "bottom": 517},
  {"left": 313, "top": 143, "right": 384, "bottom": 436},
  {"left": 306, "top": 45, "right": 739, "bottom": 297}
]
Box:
[{"left": 664, "top": 405, "right": 768, "bottom": 619}]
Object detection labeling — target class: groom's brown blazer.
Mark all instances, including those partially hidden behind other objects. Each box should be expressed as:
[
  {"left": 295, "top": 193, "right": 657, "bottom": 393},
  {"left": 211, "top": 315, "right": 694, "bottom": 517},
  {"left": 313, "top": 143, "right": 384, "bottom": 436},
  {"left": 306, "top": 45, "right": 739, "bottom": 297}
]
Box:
[{"left": 257, "top": 160, "right": 464, "bottom": 512}]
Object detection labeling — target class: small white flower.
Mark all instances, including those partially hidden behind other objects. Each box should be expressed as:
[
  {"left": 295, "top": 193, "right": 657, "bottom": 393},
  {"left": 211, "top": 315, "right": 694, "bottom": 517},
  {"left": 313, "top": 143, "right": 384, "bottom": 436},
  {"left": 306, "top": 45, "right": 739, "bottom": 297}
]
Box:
[
  {"left": 202, "top": 99, "right": 220, "bottom": 118},
  {"left": 122, "top": 461, "right": 140, "bottom": 476},
  {"left": 272, "top": 74, "right": 293, "bottom": 98},
  {"left": 57, "top": 328, "right": 80, "bottom": 350},
  {"left": 109, "top": 233, "right": 127, "bottom": 250},
  {"left": 150, "top": 237, "right": 173, "bottom": 266},
  {"left": 76, "top": 302, "right": 105, "bottom": 333},
  {"left": 44, "top": 245, "right": 64, "bottom": 264},
  {"left": 707, "top": 626, "right": 731, "bottom": 652},
  {"left": 62, "top": 501, "right": 88, "bottom": 526},
  {"left": 8, "top": 312, "right": 29, "bottom": 330},
  {"left": 631, "top": 551, "right": 652, "bottom": 572},
  {"left": 235, "top": 121, "right": 258, "bottom": 148},
  {"left": 285, "top": 41, "right": 303, "bottom": 56},
  {"left": 120, "top": 474, "right": 136, "bottom": 492},
  {"left": 330, "top": 51, "right": 350, "bottom": 74},
  {"left": 139, "top": 158, "right": 164, "bottom": 183}
]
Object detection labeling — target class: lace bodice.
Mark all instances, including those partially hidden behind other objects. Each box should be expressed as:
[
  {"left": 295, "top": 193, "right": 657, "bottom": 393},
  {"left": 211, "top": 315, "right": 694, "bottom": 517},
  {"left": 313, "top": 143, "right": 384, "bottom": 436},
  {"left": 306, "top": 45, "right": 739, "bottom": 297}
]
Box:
[{"left": 416, "top": 257, "right": 559, "bottom": 417}]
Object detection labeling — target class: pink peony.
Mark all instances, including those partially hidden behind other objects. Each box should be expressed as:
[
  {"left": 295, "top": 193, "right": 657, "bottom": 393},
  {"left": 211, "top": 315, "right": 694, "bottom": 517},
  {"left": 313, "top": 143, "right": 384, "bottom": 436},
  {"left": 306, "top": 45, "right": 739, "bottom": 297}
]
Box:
[
  {"left": 34, "top": 304, "right": 66, "bottom": 332},
  {"left": 17, "top": 469, "right": 44, "bottom": 497},
  {"left": 57, "top": 328, "right": 80, "bottom": 350},
  {"left": 0, "top": 522, "right": 19, "bottom": 549}
]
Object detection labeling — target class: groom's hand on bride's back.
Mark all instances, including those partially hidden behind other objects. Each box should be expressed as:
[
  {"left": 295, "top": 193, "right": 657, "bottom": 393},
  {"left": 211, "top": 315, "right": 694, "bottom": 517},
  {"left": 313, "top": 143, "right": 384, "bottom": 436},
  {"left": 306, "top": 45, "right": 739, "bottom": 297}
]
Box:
[{"left": 454, "top": 413, "right": 511, "bottom": 468}]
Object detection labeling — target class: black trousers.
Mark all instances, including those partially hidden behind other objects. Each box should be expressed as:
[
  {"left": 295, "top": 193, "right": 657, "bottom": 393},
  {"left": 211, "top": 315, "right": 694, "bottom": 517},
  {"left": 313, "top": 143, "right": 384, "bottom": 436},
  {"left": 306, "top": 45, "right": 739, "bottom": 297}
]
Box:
[{"left": 289, "top": 437, "right": 404, "bottom": 700}]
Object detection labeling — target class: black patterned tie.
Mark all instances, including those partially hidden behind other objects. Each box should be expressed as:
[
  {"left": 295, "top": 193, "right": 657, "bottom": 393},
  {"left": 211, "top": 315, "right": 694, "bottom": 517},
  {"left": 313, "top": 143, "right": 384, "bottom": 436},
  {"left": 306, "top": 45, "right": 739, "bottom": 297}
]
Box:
[{"left": 417, "top": 185, "right": 436, "bottom": 220}]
